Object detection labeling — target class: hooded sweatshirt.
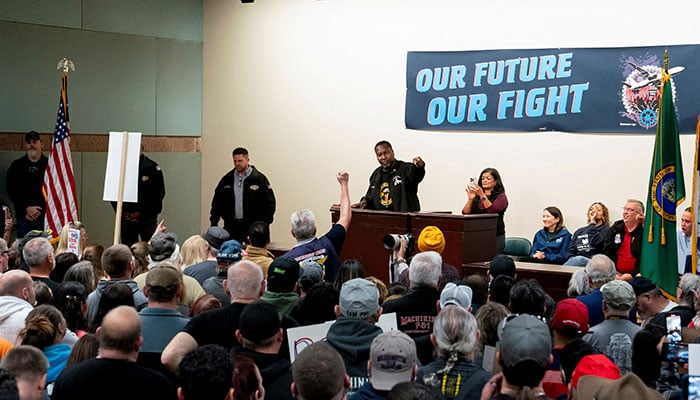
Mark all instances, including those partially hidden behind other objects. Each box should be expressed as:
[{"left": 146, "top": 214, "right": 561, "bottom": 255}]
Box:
[
  {"left": 87, "top": 280, "right": 148, "bottom": 326},
  {"left": 326, "top": 317, "right": 383, "bottom": 392},
  {"left": 0, "top": 296, "right": 33, "bottom": 345}
]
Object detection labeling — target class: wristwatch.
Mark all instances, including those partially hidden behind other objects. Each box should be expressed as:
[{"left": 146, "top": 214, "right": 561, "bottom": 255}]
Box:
[{"left": 481, "top": 196, "right": 488, "bottom": 201}]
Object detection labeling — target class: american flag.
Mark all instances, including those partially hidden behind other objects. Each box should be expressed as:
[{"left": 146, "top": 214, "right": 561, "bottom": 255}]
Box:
[{"left": 43, "top": 73, "right": 78, "bottom": 239}]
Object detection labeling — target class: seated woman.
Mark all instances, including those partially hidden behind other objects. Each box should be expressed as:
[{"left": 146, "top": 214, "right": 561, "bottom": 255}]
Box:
[
  {"left": 461, "top": 168, "right": 509, "bottom": 254},
  {"left": 529, "top": 206, "right": 571, "bottom": 264},
  {"left": 564, "top": 202, "right": 611, "bottom": 266}
]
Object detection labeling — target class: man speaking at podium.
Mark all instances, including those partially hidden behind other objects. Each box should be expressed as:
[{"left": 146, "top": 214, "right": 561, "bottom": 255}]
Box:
[{"left": 354, "top": 141, "right": 425, "bottom": 212}]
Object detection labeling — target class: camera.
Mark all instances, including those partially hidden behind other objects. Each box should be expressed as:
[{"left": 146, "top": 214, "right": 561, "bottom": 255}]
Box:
[
  {"left": 383, "top": 234, "right": 416, "bottom": 260},
  {"left": 383, "top": 233, "right": 414, "bottom": 250}
]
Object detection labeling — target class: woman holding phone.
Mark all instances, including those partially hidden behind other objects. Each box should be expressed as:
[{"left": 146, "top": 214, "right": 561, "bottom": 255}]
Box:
[{"left": 461, "top": 167, "right": 509, "bottom": 254}]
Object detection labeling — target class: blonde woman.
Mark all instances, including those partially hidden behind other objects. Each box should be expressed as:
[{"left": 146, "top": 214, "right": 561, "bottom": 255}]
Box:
[
  {"left": 55, "top": 221, "right": 88, "bottom": 256},
  {"left": 181, "top": 235, "right": 208, "bottom": 271}
]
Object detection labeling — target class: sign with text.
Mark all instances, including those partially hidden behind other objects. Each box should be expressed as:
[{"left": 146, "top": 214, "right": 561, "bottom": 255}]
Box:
[
  {"left": 405, "top": 44, "right": 700, "bottom": 133},
  {"left": 287, "top": 313, "right": 398, "bottom": 361},
  {"left": 66, "top": 228, "right": 80, "bottom": 256}
]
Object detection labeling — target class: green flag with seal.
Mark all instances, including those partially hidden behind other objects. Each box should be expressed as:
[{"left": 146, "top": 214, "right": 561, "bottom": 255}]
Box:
[{"left": 641, "top": 65, "right": 685, "bottom": 299}]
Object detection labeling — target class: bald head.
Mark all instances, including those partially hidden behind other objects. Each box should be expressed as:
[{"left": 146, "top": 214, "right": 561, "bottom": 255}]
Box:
[
  {"left": 97, "top": 306, "right": 141, "bottom": 355},
  {"left": 0, "top": 270, "right": 35, "bottom": 304},
  {"left": 226, "top": 260, "right": 264, "bottom": 301}
]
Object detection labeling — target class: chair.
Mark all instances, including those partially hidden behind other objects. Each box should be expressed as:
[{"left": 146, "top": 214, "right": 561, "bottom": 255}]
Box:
[{"left": 503, "top": 237, "right": 532, "bottom": 260}]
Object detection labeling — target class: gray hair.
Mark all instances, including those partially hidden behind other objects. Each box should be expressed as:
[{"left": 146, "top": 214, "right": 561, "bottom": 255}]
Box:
[
  {"left": 291, "top": 210, "right": 316, "bottom": 241},
  {"left": 433, "top": 306, "right": 478, "bottom": 357},
  {"left": 626, "top": 199, "right": 645, "bottom": 215},
  {"left": 409, "top": 251, "right": 441, "bottom": 288},
  {"left": 0, "top": 238, "right": 7, "bottom": 252},
  {"left": 424, "top": 306, "right": 478, "bottom": 388},
  {"left": 567, "top": 268, "right": 590, "bottom": 297},
  {"left": 63, "top": 260, "right": 97, "bottom": 293},
  {"left": 679, "top": 273, "right": 700, "bottom": 307},
  {"left": 584, "top": 254, "right": 615, "bottom": 285},
  {"left": 227, "top": 260, "right": 264, "bottom": 300},
  {"left": 22, "top": 237, "right": 53, "bottom": 267}
]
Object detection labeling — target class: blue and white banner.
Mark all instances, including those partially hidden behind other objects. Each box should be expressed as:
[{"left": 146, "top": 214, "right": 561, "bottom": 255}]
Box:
[{"left": 405, "top": 45, "right": 700, "bottom": 133}]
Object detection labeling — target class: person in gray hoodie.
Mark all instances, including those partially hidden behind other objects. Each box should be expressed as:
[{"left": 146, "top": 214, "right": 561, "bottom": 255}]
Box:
[
  {"left": 326, "top": 278, "right": 383, "bottom": 393},
  {"left": 86, "top": 244, "right": 147, "bottom": 327}
]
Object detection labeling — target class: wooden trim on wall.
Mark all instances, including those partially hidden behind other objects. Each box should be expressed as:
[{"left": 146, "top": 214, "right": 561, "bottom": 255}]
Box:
[{"left": 0, "top": 133, "right": 201, "bottom": 153}]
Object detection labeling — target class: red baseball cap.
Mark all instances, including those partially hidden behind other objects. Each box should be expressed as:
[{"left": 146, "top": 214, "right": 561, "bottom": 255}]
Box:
[
  {"left": 551, "top": 298, "right": 589, "bottom": 335},
  {"left": 571, "top": 354, "right": 620, "bottom": 390}
]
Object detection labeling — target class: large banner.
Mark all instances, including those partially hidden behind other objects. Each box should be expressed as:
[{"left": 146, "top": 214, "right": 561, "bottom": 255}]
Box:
[{"left": 405, "top": 44, "right": 700, "bottom": 133}]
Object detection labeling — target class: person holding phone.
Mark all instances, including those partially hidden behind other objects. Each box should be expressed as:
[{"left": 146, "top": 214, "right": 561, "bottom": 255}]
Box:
[
  {"left": 1, "top": 202, "right": 13, "bottom": 244},
  {"left": 462, "top": 168, "right": 509, "bottom": 254}
]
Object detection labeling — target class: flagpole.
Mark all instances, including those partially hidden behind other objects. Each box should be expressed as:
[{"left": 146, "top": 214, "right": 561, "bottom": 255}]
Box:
[
  {"left": 693, "top": 115, "right": 700, "bottom": 274},
  {"left": 44, "top": 58, "right": 77, "bottom": 243},
  {"left": 641, "top": 49, "right": 685, "bottom": 299}
]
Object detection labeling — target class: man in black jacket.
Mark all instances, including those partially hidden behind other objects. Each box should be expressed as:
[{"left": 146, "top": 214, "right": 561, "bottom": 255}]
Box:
[
  {"left": 113, "top": 153, "right": 166, "bottom": 246},
  {"left": 210, "top": 147, "right": 276, "bottom": 243},
  {"left": 356, "top": 140, "right": 425, "bottom": 212},
  {"left": 382, "top": 251, "right": 441, "bottom": 338},
  {"left": 6, "top": 131, "right": 48, "bottom": 238},
  {"left": 233, "top": 301, "right": 293, "bottom": 400}
]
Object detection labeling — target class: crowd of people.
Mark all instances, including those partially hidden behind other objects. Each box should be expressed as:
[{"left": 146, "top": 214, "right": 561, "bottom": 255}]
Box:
[
  {"left": 0, "top": 135, "right": 693, "bottom": 400},
  {"left": 0, "top": 221, "right": 688, "bottom": 400}
]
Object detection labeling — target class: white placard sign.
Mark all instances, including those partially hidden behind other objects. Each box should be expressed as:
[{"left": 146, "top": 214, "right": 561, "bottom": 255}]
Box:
[
  {"left": 287, "top": 313, "right": 398, "bottom": 362},
  {"left": 66, "top": 228, "right": 80, "bottom": 256},
  {"left": 103, "top": 132, "right": 142, "bottom": 202}
]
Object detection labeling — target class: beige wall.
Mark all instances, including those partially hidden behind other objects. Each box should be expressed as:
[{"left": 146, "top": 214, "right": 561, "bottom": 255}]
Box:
[
  {"left": 1, "top": 1, "right": 203, "bottom": 247},
  {"left": 202, "top": 0, "right": 700, "bottom": 246}
]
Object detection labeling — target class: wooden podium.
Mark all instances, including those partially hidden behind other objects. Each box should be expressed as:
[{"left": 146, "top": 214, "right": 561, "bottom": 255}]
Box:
[{"left": 330, "top": 208, "right": 498, "bottom": 284}]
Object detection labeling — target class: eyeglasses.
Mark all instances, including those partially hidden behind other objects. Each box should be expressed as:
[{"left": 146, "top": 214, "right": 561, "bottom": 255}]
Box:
[{"left": 0, "top": 250, "right": 10, "bottom": 257}]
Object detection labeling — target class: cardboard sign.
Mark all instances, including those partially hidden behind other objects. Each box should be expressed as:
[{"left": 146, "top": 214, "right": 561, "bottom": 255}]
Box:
[
  {"left": 287, "top": 312, "right": 398, "bottom": 361},
  {"left": 103, "top": 132, "right": 142, "bottom": 202},
  {"left": 66, "top": 228, "right": 80, "bottom": 256}
]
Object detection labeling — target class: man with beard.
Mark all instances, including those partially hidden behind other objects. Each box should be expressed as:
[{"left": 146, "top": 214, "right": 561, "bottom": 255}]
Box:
[
  {"left": 356, "top": 141, "right": 425, "bottom": 212},
  {"left": 6, "top": 131, "right": 48, "bottom": 237}
]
